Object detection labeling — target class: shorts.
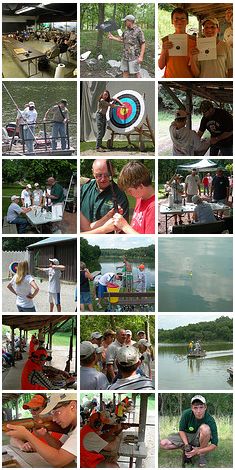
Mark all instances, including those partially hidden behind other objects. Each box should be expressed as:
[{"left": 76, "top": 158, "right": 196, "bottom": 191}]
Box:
[
  {"left": 80, "top": 291, "right": 92, "bottom": 304},
  {"left": 49, "top": 292, "right": 61, "bottom": 305},
  {"left": 168, "top": 430, "right": 201, "bottom": 448},
  {"left": 120, "top": 58, "right": 140, "bottom": 74},
  {"left": 98, "top": 283, "right": 107, "bottom": 298}
]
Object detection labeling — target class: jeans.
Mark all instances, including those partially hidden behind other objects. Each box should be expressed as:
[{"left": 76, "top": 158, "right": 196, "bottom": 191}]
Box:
[
  {"left": 96, "top": 113, "right": 106, "bottom": 148},
  {"left": 210, "top": 143, "right": 233, "bottom": 156},
  {"left": 23, "top": 125, "right": 35, "bottom": 152},
  {"left": 17, "top": 305, "right": 36, "bottom": 312},
  {"left": 10, "top": 216, "right": 28, "bottom": 234},
  {"left": 52, "top": 122, "right": 66, "bottom": 150}
]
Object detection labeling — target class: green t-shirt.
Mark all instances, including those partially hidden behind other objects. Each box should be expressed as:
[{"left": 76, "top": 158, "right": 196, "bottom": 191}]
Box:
[
  {"left": 80, "top": 179, "right": 129, "bottom": 223},
  {"left": 51, "top": 183, "right": 65, "bottom": 204},
  {"left": 179, "top": 408, "right": 218, "bottom": 446}
]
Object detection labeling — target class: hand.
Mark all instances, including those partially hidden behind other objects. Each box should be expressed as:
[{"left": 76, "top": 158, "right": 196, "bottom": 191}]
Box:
[
  {"left": 26, "top": 294, "right": 34, "bottom": 299},
  {"left": 210, "top": 136, "right": 219, "bottom": 145},
  {"left": 137, "top": 56, "right": 143, "bottom": 64},
  {"left": 113, "top": 213, "right": 127, "bottom": 230},
  {"left": 108, "top": 32, "right": 114, "bottom": 40},
  {"left": 21, "top": 441, "right": 35, "bottom": 452},
  {"left": 5, "top": 424, "right": 29, "bottom": 440},
  {"left": 162, "top": 40, "right": 173, "bottom": 51},
  {"left": 101, "top": 218, "right": 116, "bottom": 233},
  {"left": 185, "top": 446, "right": 199, "bottom": 458},
  {"left": 190, "top": 47, "right": 199, "bottom": 58},
  {"left": 33, "top": 427, "right": 47, "bottom": 437},
  {"left": 43, "top": 117, "right": 47, "bottom": 121}
]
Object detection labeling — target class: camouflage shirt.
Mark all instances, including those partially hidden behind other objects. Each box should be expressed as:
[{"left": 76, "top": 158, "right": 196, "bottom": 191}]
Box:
[{"left": 122, "top": 25, "right": 145, "bottom": 61}]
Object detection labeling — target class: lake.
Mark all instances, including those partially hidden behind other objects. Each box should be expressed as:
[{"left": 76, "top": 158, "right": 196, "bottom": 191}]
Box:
[
  {"left": 159, "top": 342, "right": 233, "bottom": 390},
  {"left": 2, "top": 81, "right": 77, "bottom": 149},
  {"left": 99, "top": 258, "right": 155, "bottom": 290},
  {"left": 158, "top": 238, "right": 233, "bottom": 312}
]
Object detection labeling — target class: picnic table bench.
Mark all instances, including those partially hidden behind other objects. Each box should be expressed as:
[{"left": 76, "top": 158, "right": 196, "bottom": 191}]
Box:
[
  {"left": 2, "top": 216, "right": 18, "bottom": 234},
  {"left": 103, "top": 292, "right": 155, "bottom": 311}
]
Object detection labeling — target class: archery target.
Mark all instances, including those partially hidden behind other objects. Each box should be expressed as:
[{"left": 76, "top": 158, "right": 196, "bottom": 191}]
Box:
[
  {"left": 106, "top": 90, "right": 145, "bottom": 134},
  {"left": 9, "top": 262, "right": 18, "bottom": 274}
]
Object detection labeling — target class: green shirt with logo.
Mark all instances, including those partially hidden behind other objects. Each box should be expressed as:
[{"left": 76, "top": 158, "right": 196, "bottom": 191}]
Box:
[
  {"left": 51, "top": 183, "right": 65, "bottom": 204},
  {"left": 179, "top": 408, "right": 218, "bottom": 445}
]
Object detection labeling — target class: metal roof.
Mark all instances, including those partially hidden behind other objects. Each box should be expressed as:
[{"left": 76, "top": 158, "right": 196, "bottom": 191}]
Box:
[
  {"left": 27, "top": 236, "right": 77, "bottom": 249},
  {"left": 2, "top": 3, "right": 77, "bottom": 20}
]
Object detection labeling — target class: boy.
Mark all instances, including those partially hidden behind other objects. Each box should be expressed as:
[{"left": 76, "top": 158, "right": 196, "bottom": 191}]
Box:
[
  {"left": 135, "top": 264, "right": 147, "bottom": 293},
  {"left": 169, "top": 109, "right": 210, "bottom": 156},
  {"left": 36, "top": 258, "right": 65, "bottom": 312}
]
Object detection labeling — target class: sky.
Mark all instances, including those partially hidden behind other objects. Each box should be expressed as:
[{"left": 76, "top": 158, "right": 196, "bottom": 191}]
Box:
[
  {"left": 158, "top": 313, "right": 233, "bottom": 330},
  {"left": 83, "top": 235, "right": 155, "bottom": 249}
]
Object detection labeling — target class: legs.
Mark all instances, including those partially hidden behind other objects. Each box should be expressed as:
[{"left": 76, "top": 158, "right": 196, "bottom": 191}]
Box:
[
  {"left": 24, "top": 126, "right": 35, "bottom": 152},
  {"left": 96, "top": 113, "right": 106, "bottom": 149},
  {"left": 160, "top": 439, "right": 179, "bottom": 450},
  {"left": 11, "top": 216, "right": 29, "bottom": 234},
  {"left": 58, "top": 123, "right": 66, "bottom": 150},
  {"left": 52, "top": 122, "right": 59, "bottom": 150}
]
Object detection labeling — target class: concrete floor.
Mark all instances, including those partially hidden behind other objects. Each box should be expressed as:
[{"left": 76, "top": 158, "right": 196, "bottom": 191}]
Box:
[{"left": 2, "top": 39, "right": 76, "bottom": 78}]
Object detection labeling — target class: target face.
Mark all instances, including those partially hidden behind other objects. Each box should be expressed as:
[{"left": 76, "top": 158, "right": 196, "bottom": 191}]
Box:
[
  {"left": 106, "top": 90, "right": 145, "bottom": 134},
  {"left": 9, "top": 262, "right": 18, "bottom": 274}
]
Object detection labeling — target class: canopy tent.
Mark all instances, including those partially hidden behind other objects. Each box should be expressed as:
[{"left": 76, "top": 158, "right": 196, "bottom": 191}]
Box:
[
  {"left": 80, "top": 81, "right": 155, "bottom": 142},
  {"left": 177, "top": 159, "right": 222, "bottom": 172}
]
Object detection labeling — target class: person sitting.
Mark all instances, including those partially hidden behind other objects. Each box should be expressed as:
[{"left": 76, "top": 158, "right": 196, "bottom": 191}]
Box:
[
  {"left": 6, "top": 195, "right": 31, "bottom": 233},
  {"left": 45, "top": 38, "right": 60, "bottom": 60},
  {"left": 192, "top": 195, "right": 217, "bottom": 224}
]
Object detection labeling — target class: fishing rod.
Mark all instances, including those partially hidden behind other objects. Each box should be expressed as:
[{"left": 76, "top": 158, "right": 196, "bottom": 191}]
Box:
[
  {"left": 2, "top": 82, "right": 36, "bottom": 141},
  {"left": 107, "top": 160, "right": 118, "bottom": 213}
]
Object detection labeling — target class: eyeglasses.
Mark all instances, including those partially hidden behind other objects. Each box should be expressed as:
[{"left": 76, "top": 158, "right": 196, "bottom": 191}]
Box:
[
  {"left": 94, "top": 173, "right": 110, "bottom": 179},
  {"left": 50, "top": 402, "right": 70, "bottom": 415}
]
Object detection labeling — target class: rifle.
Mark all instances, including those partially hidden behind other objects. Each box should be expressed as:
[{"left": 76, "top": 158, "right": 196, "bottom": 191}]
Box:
[
  {"left": 2, "top": 417, "right": 70, "bottom": 434},
  {"left": 65, "top": 318, "right": 74, "bottom": 373}
]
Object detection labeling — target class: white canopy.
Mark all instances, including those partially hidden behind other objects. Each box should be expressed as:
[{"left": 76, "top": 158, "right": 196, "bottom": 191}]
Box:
[{"left": 177, "top": 159, "right": 221, "bottom": 172}]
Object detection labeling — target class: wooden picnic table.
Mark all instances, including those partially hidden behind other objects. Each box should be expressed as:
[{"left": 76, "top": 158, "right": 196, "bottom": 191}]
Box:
[
  {"left": 103, "top": 291, "right": 155, "bottom": 311},
  {"left": 2, "top": 37, "right": 46, "bottom": 77},
  {"left": 2, "top": 444, "right": 77, "bottom": 468}
]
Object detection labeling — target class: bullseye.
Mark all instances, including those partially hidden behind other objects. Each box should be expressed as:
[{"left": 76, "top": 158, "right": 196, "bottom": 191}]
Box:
[
  {"left": 106, "top": 90, "right": 145, "bottom": 134},
  {"left": 9, "top": 262, "right": 18, "bottom": 274}
]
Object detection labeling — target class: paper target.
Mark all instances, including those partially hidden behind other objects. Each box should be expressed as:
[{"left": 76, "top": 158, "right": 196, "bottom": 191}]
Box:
[
  {"left": 106, "top": 90, "right": 145, "bottom": 134},
  {"left": 9, "top": 262, "right": 18, "bottom": 274}
]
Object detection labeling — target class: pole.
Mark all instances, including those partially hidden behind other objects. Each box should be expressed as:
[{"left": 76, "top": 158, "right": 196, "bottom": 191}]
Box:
[
  {"left": 107, "top": 160, "right": 118, "bottom": 213},
  {"left": 11, "top": 326, "right": 15, "bottom": 367},
  {"left": 2, "top": 82, "right": 36, "bottom": 141}
]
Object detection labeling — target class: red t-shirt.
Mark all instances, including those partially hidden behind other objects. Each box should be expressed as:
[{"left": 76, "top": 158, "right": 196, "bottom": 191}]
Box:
[{"left": 131, "top": 195, "right": 155, "bottom": 234}]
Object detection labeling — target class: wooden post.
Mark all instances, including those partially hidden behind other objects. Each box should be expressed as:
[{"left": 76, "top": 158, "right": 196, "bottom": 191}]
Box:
[
  {"left": 136, "top": 394, "right": 148, "bottom": 467},
  {"left": 186, "top": 89, "right": 192, "bottom": 130},
  {"left": 11, "top": 326, "right": 15, "bottom": 366},
  {"left": 15, "top": 396, "right": 19, "bottom": 419},
  {"left": 49, "top": 323, "right": 52, "bottom": 351},
  {"left": 19, "top": 328, "right": 22, "bottom": 351}
]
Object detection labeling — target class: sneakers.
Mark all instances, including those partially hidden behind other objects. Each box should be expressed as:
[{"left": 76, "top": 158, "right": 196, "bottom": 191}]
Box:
[{"left": 199, "top": 454, "right": 207, "bottom": 467}]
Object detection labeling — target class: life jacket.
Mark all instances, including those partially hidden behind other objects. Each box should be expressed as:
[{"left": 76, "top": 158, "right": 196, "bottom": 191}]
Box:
[
  {"left": 80, "top": 424, "right": 105, "bottom": 468},
  {"left": 21, "top": 359, "right": 47, "bottom": 390}
]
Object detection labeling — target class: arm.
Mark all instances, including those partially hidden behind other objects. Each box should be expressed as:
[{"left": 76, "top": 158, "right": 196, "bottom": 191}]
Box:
[
  {"left": 27, "top": 280, "right": 39, "bottom": 299},
  {"left": 43, "top": 108, "right": 52, "bottom": 121},
  {"left": 113, "top": 214, "right": 138, "bottom": 234},
  {"left": 85, "top": 269, "right": 94, "bottom": 281},
  {"left": 138, "top": 42, "right": 146, "bottom": 63},
  {"left": 108, "top": 32, "right": 123, "bottom": 43},
  {"left": 179, "top": 430, "right": 190, "bottom": 446},
  {"left": 158, "top": 38, "right": 173, "bottom": 70},
  {"left": 7, "top": 283, "right": 17, "bottom": 296},
  {"left": 51, "top": 264, "right": 65, "bottom": 271},
  {"left": 210, "top": 131, "right": 233, "bottom": 144},
  {"left": 186, "top": 444, "right": 217, "bottom": 458}
]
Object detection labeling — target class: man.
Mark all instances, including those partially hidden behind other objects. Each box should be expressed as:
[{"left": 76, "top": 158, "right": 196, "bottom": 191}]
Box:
[
  {"left": 22, "top": 101, "right": 37, "bottom": 152},
  {"left": 108, "top": 345, "right": 154, "bottom": 390},
  {"left": 169, "top": 110, "right": 210, "bottom": 156},
  {"left": 106, "top": 328, "right": 127, "bottom": 381},
  {"left": 35, "top": 258, "right": 66, "bottom": 312},
  {"left": 46, "top": 177, "right": 65, "bottom": 205},
  {"left": 80, "top": 341, "right": 109, "bottom": 390},
  {"left": 32, "top": 183, "right": 43, "bottom": 206},
  {"left": 211, "top": 167, "right": 230, "bottom": 217},
  {"left": 159, "top": 7, "right": 196, "bottom": 78},
  {"left": 16, "top": 103, "right": 28, "bottom": 142},
  {"left": 190, "top": 17, "right": 232, "bottom": 78},
  {"left": 91, "top": 332, "right": 103, "bottom": 347},
  {"left": 9, "top": 394, "right": 64, "bottom": 452},
  {"left": 192, "top": 195, "right": 217, "bottom": 224},
  {"left": 7, "top": 195, "right": 31, "bottom": 233},
  {"left": 80, "top": 159, "right": 129, "bottom": 226},
  {"left": 21, "top": 184, "right": 32, "bottom": 207},
  {"left": 108, "top": 15, "right": 145, "bottom": 78},
  {"left": 44, "top": 99, "right": 69, "bottom": 150},
  {"left": 197, "top": 100, "right": 233, "bottom": 156},
  {"left": 160, "top": 395, "right": 218, "bottom": 467},
  {"left": 125, "top": 330, "right": 135, "bottom": 346},
  {"left": 5, "top": 393, "right": 77, "bottom": 467},
  {"left": 185, "top": 169, "right": 201, "bottom": 222},
  {"left": 137, "top": 330, "right": 146, "bottom": 340},
  {"left": 81, "top": 411, "right": 126, "bottom": 468}
]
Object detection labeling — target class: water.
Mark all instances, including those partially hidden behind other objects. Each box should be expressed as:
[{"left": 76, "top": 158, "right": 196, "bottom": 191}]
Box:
[
  {"left": 99, "top": 258, "right": 155, "bottom": 290},
  {"left": 158, "top": 238, "right": 233, "bottom": 312},
  {"left": 159, "top": 342, "right": 233, "bottom": 390},
  {"left": 2, "top": 81, "right": 77, "bottom": 149}
]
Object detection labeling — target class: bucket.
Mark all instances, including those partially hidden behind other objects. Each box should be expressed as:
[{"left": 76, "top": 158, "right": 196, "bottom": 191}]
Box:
[{"left": 107, "top": 283, "right": 120, "bottom": 303}]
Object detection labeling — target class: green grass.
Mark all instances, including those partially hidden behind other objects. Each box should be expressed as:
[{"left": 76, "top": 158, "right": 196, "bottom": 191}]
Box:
[
  {"left": 2, "top": 325, "right": 75, "bottom": 347},
  {"left": 80, "top": 141, "right": 155, "bottom": 153},
  {"left": 158, "top": 183, "right": 166, "bottom": 200},
  {"left": 159, "top": 416, "right": 233, "bottom": 468},
  {"left": 81, "top": 30, "right": 155, "bottom": 75}
]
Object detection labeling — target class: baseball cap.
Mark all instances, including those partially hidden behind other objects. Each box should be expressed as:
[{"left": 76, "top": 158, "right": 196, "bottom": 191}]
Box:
[
  {"left": 191, "top": 395, "right": 206, "bottom": 404},
  {"left": 122, "top": 14, "right": 135, "bottom": 22},
  {"left": 125, "top": 330, "right": 132, "bottom": 336},
  {"left": 23, "top": 394, "right": 46, "bottom": 410},
  {"left": 138, "top": 264, "right": 145, "bottom": 269},
  {"left": 34, "top": 183, "right": 40, "bottom": 187},
  {"left": 49, "top": 258, "right": 60, "bottom": 265},
  {"left": 11, "top": 195, "right": 20, "bottom": 201},
  {"left": 91, "top": 331, "right": 103, "bottom": 340},
  {"left": 60, "top": 99, "right": 68, "bottom": 105},
  {"left": 201, "top": 17, "right": 219, "bottom": 27},
  {"left": 80, "top": 341, "right": 98, "bottom": 359},
  {"left": 175, "top": 109, "right": 187, "bottom": 119},
  {"left": 199, "top": 100, "right": 214, "bottom": 113},
  {"left": 26, "top": 184, "right": 32, "bottom": 188},
  {"left": 117, "top": 346, "right": 140, "bottom": 366},
  {"left": 137, "top": 330, "right": 145, "bottom": 335},
  {"left": 138, "top": 339, "right": 151, "bottom": 347},
  {"left": 40, "top": 392, "right": 77, "bottom": 415},
  {"left": 28, "top": 101, "right": 35, "bottom": 107}
]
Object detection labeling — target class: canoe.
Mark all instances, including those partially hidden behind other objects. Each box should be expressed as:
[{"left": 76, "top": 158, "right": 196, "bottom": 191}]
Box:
[{"left": 187, "top": 351, "right": 206, "bottom": 358}]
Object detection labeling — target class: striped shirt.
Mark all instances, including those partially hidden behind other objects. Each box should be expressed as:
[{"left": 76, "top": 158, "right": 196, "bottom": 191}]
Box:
[{"left": 108, "top": 374, "right": 154, "bottom": 390}]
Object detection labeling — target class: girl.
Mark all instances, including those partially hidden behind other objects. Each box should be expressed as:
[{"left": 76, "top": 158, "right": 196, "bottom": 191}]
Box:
[
  {"left": 7, "top": 260, "right": 39, "bottom": 312},
  {"left": 96, "top": 90, "right": 124, "bottom": 152}
]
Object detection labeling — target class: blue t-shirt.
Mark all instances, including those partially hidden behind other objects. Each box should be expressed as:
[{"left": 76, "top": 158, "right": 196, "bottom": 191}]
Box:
[
  {"left": 195, "top": 202, "right": 217, "bottom": 224},
  {"left": 7, "top": 203, "right": 22, "bottom": 222}
]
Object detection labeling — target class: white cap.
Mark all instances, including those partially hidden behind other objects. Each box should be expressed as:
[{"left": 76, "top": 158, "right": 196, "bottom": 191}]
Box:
[
  {"left": 28, "top": 101, "right": 35, "bottom": 107},
  {"left": 80, "top": 341, "right": 98, "bottom": 358},
  {"left": 11, "top": 195, "right": 20, "bottom": 201},
  {"left": 39, "top": 392, "right": 77, "bottom": 415},
  {"left": 138, "top": 339, "right": 151, "bottom": 347},
  {"left": 26, "top": 184, "right": 32, "bottom": 188},
  {"left": 49, "top": 258, "right": 60, "bottom": 265},
  {"left": 34, "top": 183, "right": 40, "bottom": 187},
  {"left": 191, "top": 395, "right": 206, "bottom": 404},
  {"left": 91, "top": 331, "right": 103, "bottom": 340},
  {"left": 117, "top": 346, "right": 139, "bottom": 366},
  {"left": 122, "top": 14, "right": 135, "bottom": 21},
  {"left": 137, "top": 330, "right": 145, "bottom": 335},
  {"left": 125, "top": 330, "right": 132, "bottom": 336}
]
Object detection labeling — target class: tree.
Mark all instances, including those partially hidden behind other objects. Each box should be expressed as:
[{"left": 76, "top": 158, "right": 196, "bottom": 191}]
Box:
[
  {"left": 2, "top": 237, "right": 44, "bottom": 252},
  {"left": 96, "top": 3, "right": 105, "bottom": 54}
]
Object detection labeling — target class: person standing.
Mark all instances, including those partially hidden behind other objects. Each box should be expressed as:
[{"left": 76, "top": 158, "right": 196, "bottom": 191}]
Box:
[
  {"left": 108, "top": 15, "right": 145, "bottom": 78},
  {"left": 44, "top": 99, "right": 69, "bottom": 151},
  {"left": 22, "top": 101, "right": 37, "bottom": 152},
  {"left": 21, "top": 184, "right": 32, "bottom": 207},
  {"left": 32, "top": 183, "right": 43, "bottom": 206},
  {"left": 185, "top": 169, "right": 201, "bottom": 222},
  {"left": 46, "top": 177, "right": 65, "bottom": 205},
  {"left": 197, "top": 100, "right": 233, "bottom": 156},
  {"left": 7, "top": 260, "right": 39, "bottom": 312},
  {"left": 36, "top": 258, "right": 65, "bottom": 312},
  {"left": 95, "top": 90, "right": 124, "bottom": 152},
  {"left": 80, "top": 262, "right": 93, "bottom": 312}
]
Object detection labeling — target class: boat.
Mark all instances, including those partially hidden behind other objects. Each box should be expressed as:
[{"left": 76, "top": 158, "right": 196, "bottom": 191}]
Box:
[
  {"left": 187, "top": 350, "right": 206, "bottom": 358},
  {"left": 227, "top": 367, "right": 233, "bottom": 380}
]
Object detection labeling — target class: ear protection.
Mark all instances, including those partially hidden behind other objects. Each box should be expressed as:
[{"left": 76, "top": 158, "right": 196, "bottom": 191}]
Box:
[{"left": 90, "top": 412, "right": 102, "bottom": 429}]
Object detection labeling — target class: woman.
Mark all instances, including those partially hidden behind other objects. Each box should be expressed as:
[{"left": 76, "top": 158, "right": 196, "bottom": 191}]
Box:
[
  {"left": 7, "top": 261, "right": 39, "bottom": 312},
  {"left": 113, "top": 161, "right": 155, "bottom": 234},
  {"left": 96, "top": 90, "right": 124, "bottom": 152}
]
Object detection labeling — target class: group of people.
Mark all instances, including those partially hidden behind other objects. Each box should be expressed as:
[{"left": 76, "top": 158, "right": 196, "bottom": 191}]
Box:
[
  {"left": 7, "top": 258, "right": 65, "bottom": 312},
  {"left": 164, "top": 167, "right": 231, "bottom": 226},
  {"left": 14, "top": 99, "right": 69, "bottom": 152},
  {"left": 159, "top": 7, "right": 233, "bottom": 78},
  {"left": 188, "top": 340, "right": 203, "bottom": 354},
  {"left": 2, "top": 332, "right": 26, "bottom": 369},
  {"left": 80, "top": 258, "right": 147, "bottom": 312},
  {"left": 170, "top": 101, "right": 233, "bottom": 157},
  {"left": 80, "top": 159, "right": 155, "bottom": 235},
  {"left": 6, "top": 177, "right": 65, "bottom": 233},
  {"left": 3, "top": 392, "right": 77, "bottom": 467},
  {"left": 80, "top": 328, "right": 154, "bottom": 390}
]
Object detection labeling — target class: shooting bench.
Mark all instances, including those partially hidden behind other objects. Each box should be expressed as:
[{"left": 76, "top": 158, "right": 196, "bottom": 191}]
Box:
[
  {"left": 118, "top": 432, "right": 147, "bottom": 468},
  {"left": 103, "top": 292, "right": 155, "bottom": 311},
  {"left": 172, "top": 219, "right": 231, "bottom": 234},
  {"left": 3, "top": 216, "right": 18, "bottom": 234}
]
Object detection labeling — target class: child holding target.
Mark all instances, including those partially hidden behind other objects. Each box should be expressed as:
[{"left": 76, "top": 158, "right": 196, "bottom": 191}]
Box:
[{"left": 96, "top": 90, "right": 124, "bottom": 151}]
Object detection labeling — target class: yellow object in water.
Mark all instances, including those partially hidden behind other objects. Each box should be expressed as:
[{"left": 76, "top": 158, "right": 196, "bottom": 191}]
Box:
[{"left": 189, "top": 272, "right": 192, "bottom": 276}]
